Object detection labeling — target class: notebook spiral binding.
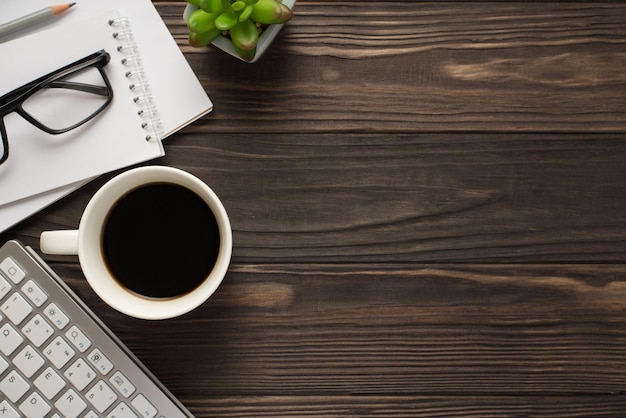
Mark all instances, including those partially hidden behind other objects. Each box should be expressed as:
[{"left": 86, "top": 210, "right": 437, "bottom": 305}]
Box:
[{"left": 108, "top": 16, "right": 163, "bottom": 142}]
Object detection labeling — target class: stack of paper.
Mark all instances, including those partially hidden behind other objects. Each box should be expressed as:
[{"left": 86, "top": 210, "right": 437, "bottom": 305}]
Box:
[{"left": 0, "top": 0, "right": 213, "bottom": 233}]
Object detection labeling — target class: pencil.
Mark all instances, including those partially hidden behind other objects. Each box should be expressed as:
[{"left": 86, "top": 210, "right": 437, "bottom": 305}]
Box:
[{"left": 0, "top": 3, "right": 76, "bottom": 41}]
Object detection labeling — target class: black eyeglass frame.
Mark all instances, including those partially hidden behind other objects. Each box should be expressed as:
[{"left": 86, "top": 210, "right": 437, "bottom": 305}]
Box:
[{"left": 0, "top": 49, "right": 113, "bottom": 166}]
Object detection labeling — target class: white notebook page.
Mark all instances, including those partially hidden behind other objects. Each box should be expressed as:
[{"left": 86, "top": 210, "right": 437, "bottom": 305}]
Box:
[{"left": 0, "top": 11, "right": 164, "bottom": 206}]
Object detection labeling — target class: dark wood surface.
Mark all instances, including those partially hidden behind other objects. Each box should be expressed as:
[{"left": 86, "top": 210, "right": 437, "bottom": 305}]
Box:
[{"left": 3, "top": 1, "right": 626, "bottom": 416}]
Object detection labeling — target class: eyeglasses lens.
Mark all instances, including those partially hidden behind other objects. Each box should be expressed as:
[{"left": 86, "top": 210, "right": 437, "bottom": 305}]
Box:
[{"left": 21, "top": 65, "right": 110, "bottom": 132}]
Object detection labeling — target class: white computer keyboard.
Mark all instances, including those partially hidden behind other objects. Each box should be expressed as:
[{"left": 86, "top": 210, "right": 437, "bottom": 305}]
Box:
[{"left": 0, "top": 240, "right": 194, "bottom": 418}]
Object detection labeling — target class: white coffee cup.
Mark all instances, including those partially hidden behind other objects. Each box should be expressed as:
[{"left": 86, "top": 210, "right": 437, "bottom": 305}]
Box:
[{"left": 40, "top": 166, "right": 232, "bottom": 320}]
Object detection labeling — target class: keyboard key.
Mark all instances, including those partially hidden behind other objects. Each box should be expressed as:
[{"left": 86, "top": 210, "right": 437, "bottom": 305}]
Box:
[
  {"left": 55, "top": 389, "right": 87, "bottom": 418},
  {"left": 0, "top": 257, "right": 26, "bottom": 284},
  {"left": 107, "top": 402, "right": 139, "bottom": 418},
  {"left": 65, "top": 358, "right": 97, "bottom": 390},
  {"left": 0, "top": 275, "right": 11, "bottom": 300},
  {"left": 132, "top": 394, "right": 158, "bottom": 418},
  {"left": 44, "top": 336, "right": 75, "bottom": 369},
  {"left": 66, "top": 325, "right": 92, "bottom": 353},
  {"left": 18, "top": 392, "right": 51, "bottom": 418},
  {"left": 110, "top": 370, "right": 136, "bottom": 398},
  {"left": 0, "top": 369, "right": 30, "bottom": 402},
  {"left": 0, "top": 400, "right": 20, "bottom": 418},
  {"left": 13, "top": 344, "right": 45, "bottom": 378},
  {"left": 88, "top": 348, "right": 114, "bottom": 375},
  {"left": 0, "top": 323, "right": 24, "bottom": 356},
  {"left": 22, "top": 314, "right": 54, "bottom": 347},
  {"left": 21, "top": 280, "right": 48, "bottom": 307},
  {"left": 34, "top": 367, "right": 66, "bottom": 400},
  {"left": 2, "top": 292, "right": 33, "bottom": 325},
  {"left": 43, "top": 303, "right": 69, "bottom": 329},
  {"left": 86, "top": 380, "right": 118, "bottom": 413}
]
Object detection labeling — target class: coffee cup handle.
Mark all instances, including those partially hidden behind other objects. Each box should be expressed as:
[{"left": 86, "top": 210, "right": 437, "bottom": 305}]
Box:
[{"left": 40, "top": 230, "right": 79, "bottom": 255}]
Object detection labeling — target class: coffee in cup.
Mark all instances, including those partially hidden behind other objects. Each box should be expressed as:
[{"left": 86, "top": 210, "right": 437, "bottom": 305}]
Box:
[{"left": 40, "top": 166, "right": 232, "bottom": 319}]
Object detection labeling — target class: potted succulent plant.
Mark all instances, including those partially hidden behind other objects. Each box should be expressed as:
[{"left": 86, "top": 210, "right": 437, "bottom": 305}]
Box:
[{"left": 183, "top": 0, "right": 295, "bottom": 63}]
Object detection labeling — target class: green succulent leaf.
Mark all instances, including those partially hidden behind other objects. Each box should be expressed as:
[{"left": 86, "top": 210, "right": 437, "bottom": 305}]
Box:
[
  {"left": 232, "top": 1, "right": 246, "bottom": 12},
  {"left": 215, "top": 11, "right": 238, "bottom": 30},
  {"left": 244, "top": 0, "right": 259, "bottom": 5},
  {"left": 187, "top": 9, "right": 219, "bottom": 33},
  {"left": 186, "top": 0, "right": 202, "bottom": 6},
  {"left": 239, "top": 5, "right": 253, "bottom": 22},
  {"left": 230, "top": 19, "right": 258, "bottom": 61},
  {"left": 234, "top": 44, "right": 256, "bottom": 61},
  {"left": 200, "top": 0, "right": 224, "bottom": 13},
  {"left": 188, "top": 28, "right": 221, "bottom": 47},
  {"left": 250, "top": 0, "right": 293, "bottom": 24}
]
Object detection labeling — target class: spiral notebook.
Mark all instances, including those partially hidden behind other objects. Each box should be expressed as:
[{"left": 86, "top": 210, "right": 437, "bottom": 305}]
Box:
[{"left": 0, "top": 2, "right": 213, "bottom": 232}]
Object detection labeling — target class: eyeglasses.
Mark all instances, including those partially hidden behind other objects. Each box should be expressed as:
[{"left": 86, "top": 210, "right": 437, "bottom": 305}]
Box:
[{"left": 0, "top": 49, "right": 113, "bottom": 166}]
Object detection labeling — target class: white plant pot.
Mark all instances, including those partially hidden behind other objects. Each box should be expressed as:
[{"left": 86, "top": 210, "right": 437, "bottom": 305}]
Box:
[{"left": 183, "top": 0, "right": 296, "bottom": 63}]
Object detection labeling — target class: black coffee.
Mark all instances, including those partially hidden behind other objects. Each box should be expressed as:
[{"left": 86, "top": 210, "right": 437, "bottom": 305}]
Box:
[{"left": 102, "top": 183, "right": 220, "bottom": 299}]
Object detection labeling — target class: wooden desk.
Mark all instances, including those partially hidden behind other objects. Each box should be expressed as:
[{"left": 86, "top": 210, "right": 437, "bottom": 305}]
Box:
[{"left": 3, "top": 1, "right": 626, "bottom": 416}]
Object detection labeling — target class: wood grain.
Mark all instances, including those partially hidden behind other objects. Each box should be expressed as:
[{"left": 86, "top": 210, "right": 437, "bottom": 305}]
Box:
[
  {"left": 12, "top": 133, "right": 626, "bottom": 263},
  {"left": 154, "top": 1, "right": 626, "bottom": 133},
  {"left": 178, "top": 396, "right": 626, "bottom": 418},
  {"left": 44, "top": 262, "right": 626, "bottom": 416}
]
